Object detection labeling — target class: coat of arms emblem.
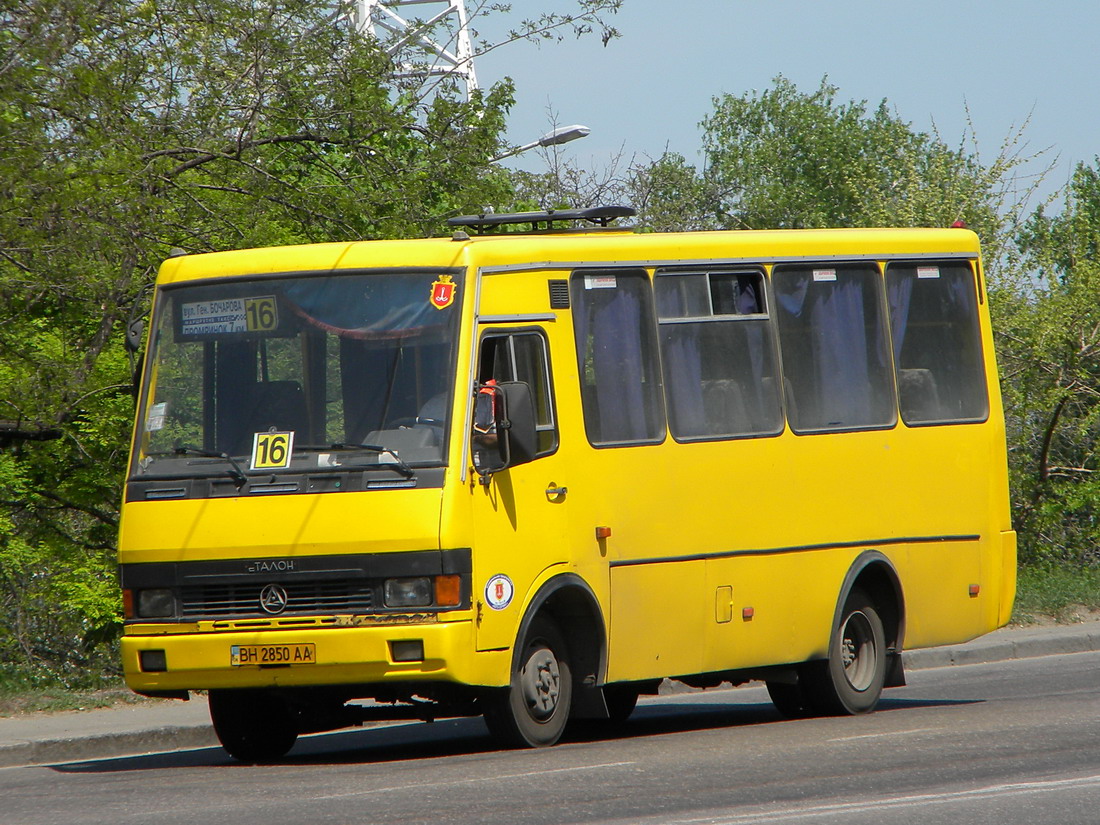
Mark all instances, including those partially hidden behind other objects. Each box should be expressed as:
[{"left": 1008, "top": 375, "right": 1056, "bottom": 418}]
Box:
[{"left": 430, "top": 274, "right": 456, "bottom": 310}]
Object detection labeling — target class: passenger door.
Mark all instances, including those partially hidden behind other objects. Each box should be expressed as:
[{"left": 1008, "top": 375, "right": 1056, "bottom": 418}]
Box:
[{"left": 470, "top": 326, "right": 572, "bottom": 652}]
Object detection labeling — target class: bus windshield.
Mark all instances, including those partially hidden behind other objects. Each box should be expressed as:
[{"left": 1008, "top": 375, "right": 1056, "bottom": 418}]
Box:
[{"left": 131, "top": 269, "right": 462, "bottom": 480}]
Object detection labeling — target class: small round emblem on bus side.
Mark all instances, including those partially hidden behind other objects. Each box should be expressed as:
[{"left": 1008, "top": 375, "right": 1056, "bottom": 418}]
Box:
[{"left": 485, "top": 575, "right": 514, "bottom": 610}]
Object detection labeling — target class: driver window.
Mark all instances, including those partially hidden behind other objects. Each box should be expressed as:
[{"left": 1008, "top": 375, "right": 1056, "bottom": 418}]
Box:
[{"left": 478, "top": 331, "right": 558, "bottom": 456}]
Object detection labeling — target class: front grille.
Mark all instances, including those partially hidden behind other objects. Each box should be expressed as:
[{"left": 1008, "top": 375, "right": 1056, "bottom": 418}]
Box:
[{"left": 180, "top": 580, "right": 373, "bottom": 618}]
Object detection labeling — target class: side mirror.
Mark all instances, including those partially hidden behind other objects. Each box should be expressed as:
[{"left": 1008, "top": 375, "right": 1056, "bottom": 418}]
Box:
[
  {"left": 472, "top": 381, "right": 538, "bottom": 481},
  {"left": 126, "top": 319, "right": 146, "bottom": 399},
  {"left": 125, "top": 318, "right": 145, "bottom": 353},
  {"left": 124, "top": 282, "right": 155, "bottom": 399}
]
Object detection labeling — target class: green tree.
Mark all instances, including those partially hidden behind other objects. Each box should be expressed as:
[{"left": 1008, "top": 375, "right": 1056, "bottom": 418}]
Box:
[
  {"left": 1000, "top": 162, "right": 1100, "bottom": 566},
  {"left": 702, "top": 76, "right": 1017, "bottom": 235},
  {"left": 0, "top": 0, "right": 620, "bottom": 683},
  {"left": 629, "top": 77, "right": 1036, "bottom": 258},
  {"left": 627, "top": 151, "right": 718, "bottom": 232}
]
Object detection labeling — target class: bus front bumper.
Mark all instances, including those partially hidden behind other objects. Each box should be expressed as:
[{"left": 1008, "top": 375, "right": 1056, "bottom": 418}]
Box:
[{"left": 121, "top": 617, "right": 505, "bottom": 694}]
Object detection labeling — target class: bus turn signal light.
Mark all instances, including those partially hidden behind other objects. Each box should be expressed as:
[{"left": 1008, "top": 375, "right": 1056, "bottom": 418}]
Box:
[{"left": 434, "top": 575, "right": 462, "bottom": 607}]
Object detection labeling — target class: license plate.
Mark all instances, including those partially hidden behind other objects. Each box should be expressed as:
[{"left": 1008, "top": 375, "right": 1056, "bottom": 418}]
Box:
[{"left": 231, "top": 643, "right": 316, "bottom": 666}]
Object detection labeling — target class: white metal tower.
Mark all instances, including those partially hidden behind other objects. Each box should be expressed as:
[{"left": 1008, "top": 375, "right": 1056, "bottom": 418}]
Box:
[{"left": 353, "top": 1, "right": 479, "bottom": 101}]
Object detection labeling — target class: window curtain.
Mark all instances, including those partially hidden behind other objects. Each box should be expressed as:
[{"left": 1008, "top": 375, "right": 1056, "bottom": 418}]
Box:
[
  {"left": 660, "top": 326, "right": 707, "bottom": 437},
  {"left": 776, "top": 268, "right": 890, "bottom": 429},
  {"left": 573, "top": 274, "right": 662, "bottom": 443}
]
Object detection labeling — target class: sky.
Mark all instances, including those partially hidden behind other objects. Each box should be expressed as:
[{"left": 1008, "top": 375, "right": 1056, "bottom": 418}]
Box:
[{"left": 470, "top": 0, "right": 1100, "bottom": 208}]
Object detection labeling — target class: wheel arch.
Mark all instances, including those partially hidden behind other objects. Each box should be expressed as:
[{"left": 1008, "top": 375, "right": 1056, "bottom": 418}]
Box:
[
  {"left": 512, "top": 573, "right": 608, "bottom": 715},
  {"left": 832, "top": 550, "right": 907, "bottom": 687}
]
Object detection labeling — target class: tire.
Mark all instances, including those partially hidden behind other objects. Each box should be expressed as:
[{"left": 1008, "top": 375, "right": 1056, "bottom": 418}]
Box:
[
  {"left": 484, "top": 616, "right": 573, "bottom": 747},
  {"left": 803, "top": 588, "right": 887, "bottom": 716},
  {"left": 208, "top": 689, "right": 299, "bottom": 763},
  {"left": 765, "top": 679, "right": 812, "bottom": 719},
  {"left": 602, "top": 685, "right": 639, "bottom": 725}
]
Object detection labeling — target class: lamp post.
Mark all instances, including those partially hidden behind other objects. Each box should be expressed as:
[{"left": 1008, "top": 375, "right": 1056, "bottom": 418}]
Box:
[{"left": 490, "top": 124, "right": 591, "bottom": 163}]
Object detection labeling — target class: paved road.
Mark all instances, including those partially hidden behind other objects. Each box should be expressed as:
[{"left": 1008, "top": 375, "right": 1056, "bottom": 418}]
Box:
[
  {"left": 3, "top": 619, "right": 1098, "bottom": 769},
  {"left": 2, "top": 646, "right": 1098, "bottom": 825}
]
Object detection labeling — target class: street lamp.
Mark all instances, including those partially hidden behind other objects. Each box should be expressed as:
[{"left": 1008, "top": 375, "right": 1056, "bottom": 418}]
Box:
[{"left": 490, "top": 124, "right": 591, "bottom": 163}]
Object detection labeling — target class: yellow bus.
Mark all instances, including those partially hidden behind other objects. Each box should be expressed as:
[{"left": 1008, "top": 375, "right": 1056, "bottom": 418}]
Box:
[{"left": 119, "top": 207, "right": 1015, "bottom": 760}]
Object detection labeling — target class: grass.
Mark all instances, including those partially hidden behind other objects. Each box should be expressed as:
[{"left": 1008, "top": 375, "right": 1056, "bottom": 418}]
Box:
[
  {"left": 2, "top": 565, "right": 1097, "bottom": 717},
  {"left": 1011, "top": 563, "right": 1100, "bottom": 625},
  {"left": 0, "top": 671, "right": 152, "bottom": 717}
]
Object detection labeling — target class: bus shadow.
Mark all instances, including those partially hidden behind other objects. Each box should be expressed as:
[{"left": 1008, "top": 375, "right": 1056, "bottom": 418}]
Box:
[
  {"left": 565, "top": 693, "right": 982, "bottom": 745},
  {"left": 876, "top": 695, "right": 983, "bottom": 712},
  {"left": 50, "top": 693, "right": 981, "bottom": 774}
]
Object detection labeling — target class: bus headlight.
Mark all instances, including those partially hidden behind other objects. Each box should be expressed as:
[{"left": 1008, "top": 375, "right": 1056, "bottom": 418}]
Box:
[
  {"left": 137, "top": 588, "right": 176, "bottom": 618},
  {"left": 384, "top": 577, "right": 433, "bottom": 607}
]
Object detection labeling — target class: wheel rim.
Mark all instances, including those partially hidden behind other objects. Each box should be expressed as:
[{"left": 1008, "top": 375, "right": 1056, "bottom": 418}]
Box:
[
  {"left": 840, "top": 610, "right": 877, "bottom": 692},
  {"left": 519, "top": 643, "right": 561, "bottom": 721}
]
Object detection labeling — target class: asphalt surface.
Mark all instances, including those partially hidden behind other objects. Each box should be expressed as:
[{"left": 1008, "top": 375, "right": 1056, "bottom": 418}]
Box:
[{"left": 2, "top": 621, "right": 1098, "bottom": 768}]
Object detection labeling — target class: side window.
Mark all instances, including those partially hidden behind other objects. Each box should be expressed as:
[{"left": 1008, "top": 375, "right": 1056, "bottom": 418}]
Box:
[
  {"left": 571, "top": 269, "right": 665, "bottom": 446},
  {"left": 886, "top": 261, "right": 988, "bottom": 425},
  {"left": 655, "top": 269, "right": 783, "bottom": 440},
  {"left": 773, "top": 263, "right": 896, "bottom": 433},
  {"left": 478, "top": 330, "right": 558, "bottom": 455}
]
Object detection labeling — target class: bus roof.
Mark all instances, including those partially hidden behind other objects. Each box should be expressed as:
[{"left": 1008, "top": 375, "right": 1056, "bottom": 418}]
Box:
[{"left": 156, "top": 226, "right": 982, "bottom": 286}]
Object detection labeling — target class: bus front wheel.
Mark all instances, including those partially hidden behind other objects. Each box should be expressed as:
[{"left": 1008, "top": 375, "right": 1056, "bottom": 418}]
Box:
[
  {"left": 603, "top": 685, "right": 640, "bottom": 724},
  {"left": 208, "top": 689, "right": 299, "bottom": 763},
  {"left": 483, "top": 616, "right": 573, "bottom": 747},
  {"left": 804, "top": 588, "right": 887, "bottom": 715},
  {"left": 765, "top": 679, "right": 813, "bottom": 719}
]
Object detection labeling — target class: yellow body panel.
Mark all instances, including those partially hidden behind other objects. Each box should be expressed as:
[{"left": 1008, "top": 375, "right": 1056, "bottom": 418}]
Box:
[
  {"left": 120, "top": 226, "right": 1014, "bottom": 701},
  {"left": 120, "top": 488, "right": 443, "bottom": 563}
]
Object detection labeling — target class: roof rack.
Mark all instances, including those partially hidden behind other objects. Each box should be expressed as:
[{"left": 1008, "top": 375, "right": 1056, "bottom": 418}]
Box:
[{"left": 447, "top": 205, "right": 636, "bottom": 234}]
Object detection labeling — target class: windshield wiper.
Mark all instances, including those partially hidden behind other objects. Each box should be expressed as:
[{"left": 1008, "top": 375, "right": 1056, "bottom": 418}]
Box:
[
  {"left": 147, "top": 446, "right": 249, "bottom": 489},
  {"left": 297, "top": 443, "right": 416, "bottom": 479}
]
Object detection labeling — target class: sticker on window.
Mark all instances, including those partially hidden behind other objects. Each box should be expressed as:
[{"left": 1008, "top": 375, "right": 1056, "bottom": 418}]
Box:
[
  {"left": 145, "top": 402, "right": 167, "bottom": 432},
  {"left": 917, "top": 266, "right": 941, "bottom": 279},
  {"left": 584, "top": 274, "right": 618, "bottom": 290},
  {"left": 181, "top": 296, "right": 278, "bottom": 336},
  {"left": 812, "top": 269, "right": 837, "bottom": 282},
  {"left": 251, "top": 430, "right": 294, "bottom": 470}
]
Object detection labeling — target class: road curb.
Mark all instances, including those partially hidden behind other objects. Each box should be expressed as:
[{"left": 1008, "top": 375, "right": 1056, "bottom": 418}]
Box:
[
  {"left": 0, "top": 726, "right": 219, "bottom": 769},
  {"left": 903, "top": 623, "right": 1100, "bottom": 670}
]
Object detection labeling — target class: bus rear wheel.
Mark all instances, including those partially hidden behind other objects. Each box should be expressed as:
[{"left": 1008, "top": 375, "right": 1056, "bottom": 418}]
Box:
[
  {"left": 208, "top": 689, "right": 299, "bottom": 763},
  {"left": 804, "top": 588, "right": 887, "bottom": 715},
  {"left": 484, "top": 616, "right": 573, "bottom": 747}
]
